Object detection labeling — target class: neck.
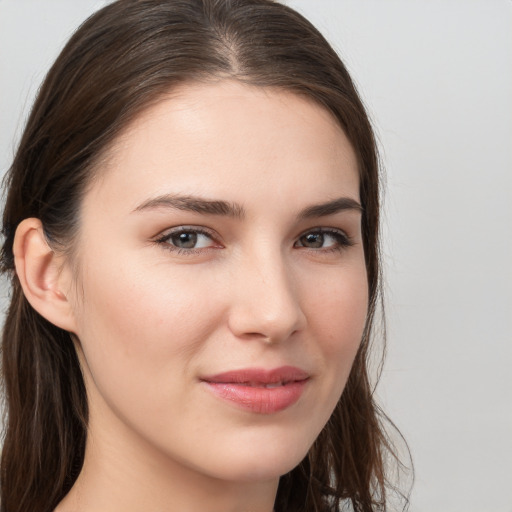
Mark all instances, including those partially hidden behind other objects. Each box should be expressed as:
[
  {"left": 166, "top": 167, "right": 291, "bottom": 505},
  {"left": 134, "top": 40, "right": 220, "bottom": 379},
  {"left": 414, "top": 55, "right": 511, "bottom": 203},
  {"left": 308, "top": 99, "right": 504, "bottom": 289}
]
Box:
[{"left": 55, "top": 399, "right": 279, "bottom": 512}]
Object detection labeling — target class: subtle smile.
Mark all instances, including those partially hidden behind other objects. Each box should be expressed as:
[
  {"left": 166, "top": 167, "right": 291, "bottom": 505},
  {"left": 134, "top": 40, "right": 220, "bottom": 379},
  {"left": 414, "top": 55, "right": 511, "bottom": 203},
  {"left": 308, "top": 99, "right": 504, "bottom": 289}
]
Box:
[{"left": 201, "top": 366, "right": 310, "bottom": 414}]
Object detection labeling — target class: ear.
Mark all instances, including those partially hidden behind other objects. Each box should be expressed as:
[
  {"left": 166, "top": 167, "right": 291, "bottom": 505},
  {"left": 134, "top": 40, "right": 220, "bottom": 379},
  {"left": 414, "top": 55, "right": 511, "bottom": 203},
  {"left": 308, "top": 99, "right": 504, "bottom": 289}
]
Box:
[{"left": 13, "top": 218, "right": 77, "bottom": 333}]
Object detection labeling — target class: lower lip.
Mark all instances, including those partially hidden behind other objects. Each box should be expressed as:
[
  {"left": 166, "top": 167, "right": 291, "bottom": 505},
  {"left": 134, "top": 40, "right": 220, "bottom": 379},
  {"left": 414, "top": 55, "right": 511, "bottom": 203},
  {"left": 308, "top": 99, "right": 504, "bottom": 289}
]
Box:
[{"left": 203, "top": 380, "right": 308, "bottom": 414}]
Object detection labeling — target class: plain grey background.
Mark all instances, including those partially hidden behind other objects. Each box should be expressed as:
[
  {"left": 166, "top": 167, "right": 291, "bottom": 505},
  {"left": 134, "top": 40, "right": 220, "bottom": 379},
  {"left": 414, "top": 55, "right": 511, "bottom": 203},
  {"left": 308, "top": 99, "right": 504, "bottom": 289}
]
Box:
[{"left": 1, "top": 1, "right": 511, "bottom": 511}]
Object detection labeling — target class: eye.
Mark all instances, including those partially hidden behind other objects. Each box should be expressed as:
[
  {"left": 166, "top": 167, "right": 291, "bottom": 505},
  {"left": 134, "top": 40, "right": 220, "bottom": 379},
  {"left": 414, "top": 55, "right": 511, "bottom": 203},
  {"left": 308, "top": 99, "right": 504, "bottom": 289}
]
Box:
[
  {"left": 295, "top": 228, "right": 352, "bottom": 251},
  {"left": 155, "top": 226, "right": 219, "bottom": 252}
]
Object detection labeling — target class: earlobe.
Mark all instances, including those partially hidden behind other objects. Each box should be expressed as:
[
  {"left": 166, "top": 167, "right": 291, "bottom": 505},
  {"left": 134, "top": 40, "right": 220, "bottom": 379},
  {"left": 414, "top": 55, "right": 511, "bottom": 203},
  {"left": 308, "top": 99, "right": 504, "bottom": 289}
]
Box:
[{"left": 13, "top": 218, "right": 77, "bottom": 333}]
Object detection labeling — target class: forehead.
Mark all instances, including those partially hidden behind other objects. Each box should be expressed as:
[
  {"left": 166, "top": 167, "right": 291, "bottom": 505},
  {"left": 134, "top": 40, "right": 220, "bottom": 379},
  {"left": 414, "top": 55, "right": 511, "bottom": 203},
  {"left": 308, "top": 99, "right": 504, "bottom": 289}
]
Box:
[{"left": 87, "top": 80, "right": 359, "bottom": 214}]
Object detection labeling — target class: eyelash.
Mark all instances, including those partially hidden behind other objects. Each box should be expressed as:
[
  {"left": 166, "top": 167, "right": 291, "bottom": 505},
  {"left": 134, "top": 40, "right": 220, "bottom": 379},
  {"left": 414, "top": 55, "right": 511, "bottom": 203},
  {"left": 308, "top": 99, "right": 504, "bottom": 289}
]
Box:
[
  {"left": 294, "top": 228, "right": 354, "bottom": 253},
  {"left": 154, "top": 226, "right": 353, "bottom": 255},
  {"left": 154, "top": 226, "right": 220, "bottom": 256}
]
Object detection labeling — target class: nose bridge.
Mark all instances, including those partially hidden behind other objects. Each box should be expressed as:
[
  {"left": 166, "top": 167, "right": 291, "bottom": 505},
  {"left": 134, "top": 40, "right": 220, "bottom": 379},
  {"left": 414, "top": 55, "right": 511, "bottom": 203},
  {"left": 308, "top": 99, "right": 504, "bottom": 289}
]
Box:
[{"left": 228, "top": 243, "right": 306, "bottom": 342}]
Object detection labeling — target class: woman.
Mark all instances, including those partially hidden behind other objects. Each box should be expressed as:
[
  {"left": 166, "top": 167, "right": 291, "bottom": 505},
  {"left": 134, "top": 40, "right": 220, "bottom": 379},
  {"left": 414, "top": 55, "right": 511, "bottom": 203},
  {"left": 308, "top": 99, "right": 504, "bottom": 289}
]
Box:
[{"left": 0, "top": 1, "right": 407, "bottom": 511}]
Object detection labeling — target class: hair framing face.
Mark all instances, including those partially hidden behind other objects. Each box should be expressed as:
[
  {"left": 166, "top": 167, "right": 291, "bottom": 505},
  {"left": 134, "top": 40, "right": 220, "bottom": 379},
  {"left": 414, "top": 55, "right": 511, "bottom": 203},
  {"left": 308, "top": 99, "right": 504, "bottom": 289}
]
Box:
[{"left": 0, "top": 1, "right": 408, "bottom": 511}]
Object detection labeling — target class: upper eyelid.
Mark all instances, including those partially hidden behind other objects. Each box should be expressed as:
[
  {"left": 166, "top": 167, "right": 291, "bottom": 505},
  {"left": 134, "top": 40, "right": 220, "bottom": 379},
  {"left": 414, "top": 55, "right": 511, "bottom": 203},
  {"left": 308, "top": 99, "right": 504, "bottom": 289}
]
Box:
[
  {"left": 297, "top": 226, "right": 350, "bottom": 238},
  {"left": 155, "top": 225, "right": 350, "bottom": 237},
  {"left": 155, "top": 225, "right": 218, "bottom": 240}
]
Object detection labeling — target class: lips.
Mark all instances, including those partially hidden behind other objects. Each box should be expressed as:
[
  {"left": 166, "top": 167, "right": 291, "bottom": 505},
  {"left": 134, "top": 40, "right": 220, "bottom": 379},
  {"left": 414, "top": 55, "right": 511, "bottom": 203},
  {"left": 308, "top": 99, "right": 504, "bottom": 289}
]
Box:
[{"left": 201, "top": 366, "right": 310, "bottom": 414}]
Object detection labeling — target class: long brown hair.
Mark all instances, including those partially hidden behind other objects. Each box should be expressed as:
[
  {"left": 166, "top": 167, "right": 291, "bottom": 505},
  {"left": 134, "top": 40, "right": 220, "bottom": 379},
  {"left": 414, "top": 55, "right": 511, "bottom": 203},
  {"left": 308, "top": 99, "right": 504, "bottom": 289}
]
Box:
[{"left": 1, "top": 1, "right": 409, "bottom": 511}]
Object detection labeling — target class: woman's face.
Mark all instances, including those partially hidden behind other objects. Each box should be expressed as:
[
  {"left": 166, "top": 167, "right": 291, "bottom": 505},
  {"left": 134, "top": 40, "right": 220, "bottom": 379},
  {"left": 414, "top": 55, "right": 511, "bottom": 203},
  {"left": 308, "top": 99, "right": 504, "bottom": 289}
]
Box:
[{"left": 68, "top": 80, "right": 368, "bottom": 484}]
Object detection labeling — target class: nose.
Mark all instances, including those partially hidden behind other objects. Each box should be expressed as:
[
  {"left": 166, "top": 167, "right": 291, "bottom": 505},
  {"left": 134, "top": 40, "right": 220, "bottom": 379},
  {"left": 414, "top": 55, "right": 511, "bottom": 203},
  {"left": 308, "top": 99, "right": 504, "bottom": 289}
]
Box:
[{"left": 227, "top": 250, "right": 307, "bottom": 344}]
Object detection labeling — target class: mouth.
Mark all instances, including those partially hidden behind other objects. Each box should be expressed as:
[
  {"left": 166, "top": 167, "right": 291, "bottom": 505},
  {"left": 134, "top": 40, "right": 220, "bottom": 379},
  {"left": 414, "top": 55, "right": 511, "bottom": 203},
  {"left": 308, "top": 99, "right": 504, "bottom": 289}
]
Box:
[
  {"left": 201, "top": 366, "right": 310, "bottom": 414},
  {"left": 238, "top": 381, "right": 291, "bottom": 388}
]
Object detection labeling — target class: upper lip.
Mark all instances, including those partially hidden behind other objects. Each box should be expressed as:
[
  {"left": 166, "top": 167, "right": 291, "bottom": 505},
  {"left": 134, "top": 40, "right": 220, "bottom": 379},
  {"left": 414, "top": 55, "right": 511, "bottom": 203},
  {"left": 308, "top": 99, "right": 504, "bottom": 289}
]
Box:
[{"left": 201, "top": 365, "right": 310, "bottom": 385}]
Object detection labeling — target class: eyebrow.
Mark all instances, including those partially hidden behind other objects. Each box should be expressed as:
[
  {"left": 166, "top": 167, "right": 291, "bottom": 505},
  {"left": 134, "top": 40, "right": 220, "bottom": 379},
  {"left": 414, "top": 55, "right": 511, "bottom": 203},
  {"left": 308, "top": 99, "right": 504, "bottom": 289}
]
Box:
[
  {"left": 133, "top": 194, "right": 245, "bottom": 218},
  {"left": 298, "top": 197, "right": 363, "bottom": 219},
  {"left": 132, "top": 194, "right": 362, "bottom": 219}
]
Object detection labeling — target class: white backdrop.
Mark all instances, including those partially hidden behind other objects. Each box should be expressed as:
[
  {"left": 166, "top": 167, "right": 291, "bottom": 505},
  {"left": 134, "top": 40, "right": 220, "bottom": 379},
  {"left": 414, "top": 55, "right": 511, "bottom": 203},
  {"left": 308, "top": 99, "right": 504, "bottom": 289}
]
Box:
[{"left": 1, "top": 1, "right": 511, "bottom": 511}]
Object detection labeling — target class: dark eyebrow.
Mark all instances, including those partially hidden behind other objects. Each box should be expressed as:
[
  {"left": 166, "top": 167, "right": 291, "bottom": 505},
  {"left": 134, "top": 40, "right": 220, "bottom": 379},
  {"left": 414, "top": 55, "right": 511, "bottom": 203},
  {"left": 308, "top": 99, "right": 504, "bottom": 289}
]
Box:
[
  {"left": 298, "top": 197, "right": 363, "bottom": 219},
  {"left": 132, "top": 194, "right": 245, "bottom": 219},
  {"left": 133, "top": 194, "right": 361, "bottom": 220}
]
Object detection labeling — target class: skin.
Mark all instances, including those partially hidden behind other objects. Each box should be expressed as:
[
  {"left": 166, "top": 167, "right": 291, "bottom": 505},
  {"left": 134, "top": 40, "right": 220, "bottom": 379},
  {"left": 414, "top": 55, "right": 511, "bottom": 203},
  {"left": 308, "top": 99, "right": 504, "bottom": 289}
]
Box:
[{"left": 19, "top": 81, "right": 368, "bottom": 512}]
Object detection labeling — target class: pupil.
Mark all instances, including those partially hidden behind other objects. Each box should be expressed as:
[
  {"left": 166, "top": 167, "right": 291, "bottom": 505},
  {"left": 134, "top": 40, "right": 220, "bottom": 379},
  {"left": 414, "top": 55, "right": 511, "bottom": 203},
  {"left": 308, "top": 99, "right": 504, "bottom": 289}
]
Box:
[
  {"left": 303, "top": 233, "right": 323, "bottom": 248},
  {"left": 173, "top": 232, "right": 197, "bottom": 249}
]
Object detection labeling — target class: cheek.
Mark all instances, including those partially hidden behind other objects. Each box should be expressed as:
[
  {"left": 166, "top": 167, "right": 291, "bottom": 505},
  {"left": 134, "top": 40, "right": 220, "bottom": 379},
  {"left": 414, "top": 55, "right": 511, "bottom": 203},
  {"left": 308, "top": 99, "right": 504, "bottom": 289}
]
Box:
[
  {"left": 70, "top": 254, "right": 229, "bottom": 445},
  {"left": 303, "top": 262, "right": 369, "bottom": 394},
  {"left": 308, "top": 264, "right": 368, "bottom": 349},
  {"left": 71, "top": 253, "right": 224, "bottom": 390}
]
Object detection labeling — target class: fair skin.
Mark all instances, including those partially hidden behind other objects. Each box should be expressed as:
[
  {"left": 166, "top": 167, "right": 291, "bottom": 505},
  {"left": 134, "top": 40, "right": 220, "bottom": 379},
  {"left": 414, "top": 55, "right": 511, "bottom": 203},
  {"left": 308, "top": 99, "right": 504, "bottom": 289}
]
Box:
[{"left": 14, "top": 81, "right": 368, "bottom": 512}]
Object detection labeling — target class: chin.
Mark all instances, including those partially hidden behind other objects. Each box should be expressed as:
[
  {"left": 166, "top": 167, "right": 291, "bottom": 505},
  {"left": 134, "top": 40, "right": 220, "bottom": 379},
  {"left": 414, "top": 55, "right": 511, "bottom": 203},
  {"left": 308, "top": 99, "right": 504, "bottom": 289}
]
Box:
[
  {"left": 215, "top": 459, "right": 301, "bottom": 483},
  {"left": 201, "top": 436, "right": 313, "bottom": 483}
]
